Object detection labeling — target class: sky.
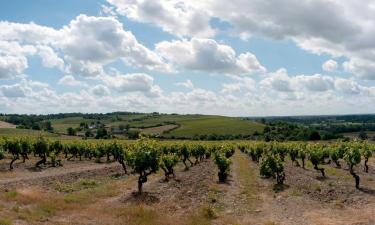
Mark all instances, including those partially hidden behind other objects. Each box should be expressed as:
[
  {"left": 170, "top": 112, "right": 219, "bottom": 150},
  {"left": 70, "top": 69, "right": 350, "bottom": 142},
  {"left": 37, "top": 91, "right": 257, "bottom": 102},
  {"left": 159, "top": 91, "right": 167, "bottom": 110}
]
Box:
[{"left": 0, "top": 0, "right": 375, "bottom": 116}]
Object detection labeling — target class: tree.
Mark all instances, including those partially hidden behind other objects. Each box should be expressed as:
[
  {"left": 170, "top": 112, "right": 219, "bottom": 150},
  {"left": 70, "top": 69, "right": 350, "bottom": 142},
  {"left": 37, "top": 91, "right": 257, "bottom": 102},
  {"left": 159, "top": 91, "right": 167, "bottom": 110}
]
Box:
[
  {"left": 41, "top": 121, "right": 53, "bottom": 132},
  {"left": 127, "top": 138, "right": 160, "bottom": 194},
  {"left": 358, "top": 131, "right": 368, "bottom": 140},
  {"left": 127, "top": 130, "right": 140, "bottom": 139},
  {"left": 67, "top": 127, "right": 76, "bottom": 136},
  {"left": 95, "top": 127, "right": 108, "bottom": 139},
  {"left": 85, "top": 129, "right": 94, "bottom": 138},
  {"left": 344, "top": 145, "right": 361, "bottom": 189}
]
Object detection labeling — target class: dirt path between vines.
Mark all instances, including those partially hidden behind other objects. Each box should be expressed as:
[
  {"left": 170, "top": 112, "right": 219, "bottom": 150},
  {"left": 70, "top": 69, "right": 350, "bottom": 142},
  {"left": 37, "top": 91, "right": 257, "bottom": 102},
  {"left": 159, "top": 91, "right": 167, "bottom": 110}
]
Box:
[
  {"left": 1, "top": 153, "right": 375, "bottom": 224},
  {"left": 229, "top": 151, "right": 375, "bottom": 225},
  {"left": 0, "top": 160, "right": 122, "bottom": 190}
]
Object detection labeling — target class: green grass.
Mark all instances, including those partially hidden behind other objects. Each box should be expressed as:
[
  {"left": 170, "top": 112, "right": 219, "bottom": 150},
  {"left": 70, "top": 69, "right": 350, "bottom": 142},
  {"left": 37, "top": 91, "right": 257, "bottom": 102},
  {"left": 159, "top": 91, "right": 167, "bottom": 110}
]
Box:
[
  {"left": 0, "top": 128, "right": 58, "bottom": 138},
  {"left": 49, "top": 117, "right": 96, "bottom": 133},
  {"left": 41, "top": 114, "right": 265, "bottom": 139},
  {"left": 0, "top": 219, "right": 12, "bottom": 225},
  {"left": 165, "top": 116, "right": 264, "bottom": 138},
  {"left": 234, "top": 151, "right": 260, "bottom": 210}
]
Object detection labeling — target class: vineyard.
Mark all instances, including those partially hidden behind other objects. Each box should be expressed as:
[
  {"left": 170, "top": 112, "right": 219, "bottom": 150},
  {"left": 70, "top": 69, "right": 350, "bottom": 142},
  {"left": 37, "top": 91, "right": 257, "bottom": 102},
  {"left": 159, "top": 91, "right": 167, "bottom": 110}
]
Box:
[{"left": 0, "top": 136, "right": 374, "bottom": 224}]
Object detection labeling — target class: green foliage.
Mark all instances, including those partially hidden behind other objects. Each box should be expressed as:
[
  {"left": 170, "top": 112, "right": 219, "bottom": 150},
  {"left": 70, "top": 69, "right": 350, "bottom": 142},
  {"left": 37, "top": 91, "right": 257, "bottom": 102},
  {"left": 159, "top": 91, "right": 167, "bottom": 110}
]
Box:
[
  {"left": 343, "top": 146, "right": 361, "bottom": 167},
  {"left": 214, "top": 153, "right": 231, "bottom": 182},
  {"left": 160, "top": 154, "right": 179, "bottom": 180},
  {"left": 259, "top": 154, "right": 285, "bottom": 185},
  {"left": 128, "top": 137, "right": 160, "bottom": 193}
]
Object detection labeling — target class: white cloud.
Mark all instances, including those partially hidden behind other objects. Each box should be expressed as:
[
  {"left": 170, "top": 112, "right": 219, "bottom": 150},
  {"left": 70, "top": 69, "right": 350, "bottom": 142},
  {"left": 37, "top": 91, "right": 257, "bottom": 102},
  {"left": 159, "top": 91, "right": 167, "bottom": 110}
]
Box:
[
  {"left": 295, "top": 74, "right": 334, "bottom": 92},
  {"left": 58, "top": 75, "right": 85, "bottom": 86},
  {"left": 343, "top": 58, "right": 375, "bottom": 80},
  {"left": 322, "top": 59, "right": 338, "bottom": 72},
  {"left": 90, "top": 84, "right": 110, "bottom": 96},
  {"left": 103, "top": 73, "right": 162, "bottom": 97},
  {"left": 109, "top": 0, "right": 375, "bottom": 80},
  {"left": 107, "top": 0, "right": 215, "bottom": 38},
  {"left": 175, "top": 79, "right": 194, "bottom": 89},
  {"left": 156, "top": 38, "right": 265, "bottom": 75},
  {"left": 59, "top": 14, "right": 171, "bottom": 76},
  {"left": 0, "top": 21, "right": 61, "bottom": 44},
  {"left": 0, "top": 15, "right": 172, "bottom": 77},
  {"left": 37, "top": 45, "right": 64, "bottom": 70},
  {"left": 221, "top": 76, "right": 256, "bottom": 94},
  {"left": 260, "top": 68, "right": 294, "bottom": 92},
  {"left": 0, "top": 55, "right": 28, "bottom": 79},
  {"left": 0, "top": 84, "right": 26, "bottom": 97},
  {"left": 334, "top": 78, "right": 361, "bottom": 95}
]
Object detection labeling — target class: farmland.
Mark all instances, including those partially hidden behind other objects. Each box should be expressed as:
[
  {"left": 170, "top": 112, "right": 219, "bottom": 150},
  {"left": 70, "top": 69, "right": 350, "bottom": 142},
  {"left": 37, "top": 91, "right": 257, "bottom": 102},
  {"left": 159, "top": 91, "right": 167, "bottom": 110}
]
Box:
[{"left": 0, "top": 133, "right": 374, "bottom": 224}]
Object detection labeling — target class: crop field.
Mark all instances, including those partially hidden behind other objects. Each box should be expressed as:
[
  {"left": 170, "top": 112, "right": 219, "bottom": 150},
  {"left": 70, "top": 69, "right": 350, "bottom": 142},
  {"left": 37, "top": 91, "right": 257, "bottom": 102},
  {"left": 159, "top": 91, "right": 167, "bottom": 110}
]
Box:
[
  {"left": 165, "top": 117, "right": 264, "bottom": 138},
  {"left": 0, "top": 135, "right": 374, "bottom": 225},
  {"left": 46, "top": 114, "right": 265, "bottom": 138}
]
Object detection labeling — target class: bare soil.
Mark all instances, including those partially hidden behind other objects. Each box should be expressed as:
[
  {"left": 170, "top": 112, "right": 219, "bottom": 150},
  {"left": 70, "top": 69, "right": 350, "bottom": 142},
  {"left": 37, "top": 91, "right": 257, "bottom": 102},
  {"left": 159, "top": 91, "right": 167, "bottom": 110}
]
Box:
[
  {"left": 0, "top": 153, "right": 374, "bottom": 225},
  {"left": 0, "top": 121, "right": 16, "bottom": 128}
]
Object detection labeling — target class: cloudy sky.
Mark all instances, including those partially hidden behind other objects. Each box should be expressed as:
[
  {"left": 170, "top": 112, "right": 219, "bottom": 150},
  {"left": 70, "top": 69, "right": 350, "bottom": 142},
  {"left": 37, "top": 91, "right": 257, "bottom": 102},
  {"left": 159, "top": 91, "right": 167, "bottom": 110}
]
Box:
[{"left": 0, "top": 0, "right": 375, "bottom": 116}]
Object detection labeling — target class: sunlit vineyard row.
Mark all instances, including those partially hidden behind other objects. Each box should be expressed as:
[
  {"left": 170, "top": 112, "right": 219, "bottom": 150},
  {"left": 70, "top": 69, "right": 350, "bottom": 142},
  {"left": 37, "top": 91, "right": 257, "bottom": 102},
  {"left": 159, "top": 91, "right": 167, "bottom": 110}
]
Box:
[{"left": 0, "top": 137, "right": 373, "bottom": 192}]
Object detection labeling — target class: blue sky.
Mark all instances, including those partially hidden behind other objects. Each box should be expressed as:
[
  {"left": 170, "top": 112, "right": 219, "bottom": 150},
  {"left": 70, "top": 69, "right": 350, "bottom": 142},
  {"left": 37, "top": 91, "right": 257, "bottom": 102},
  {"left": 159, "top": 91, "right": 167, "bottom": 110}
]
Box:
[{"left": 0, "top": 0, "right": 374, "bottom": 116}]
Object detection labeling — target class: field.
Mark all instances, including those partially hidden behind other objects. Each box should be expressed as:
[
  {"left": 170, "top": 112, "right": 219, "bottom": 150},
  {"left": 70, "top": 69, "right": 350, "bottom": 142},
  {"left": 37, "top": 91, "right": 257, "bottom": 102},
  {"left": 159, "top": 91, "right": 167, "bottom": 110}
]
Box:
[
  {"left": 0, "top": 121, "right": 16, "bottom": 129},
  {"left": 47, "top": 114, "right": 265, "bottom": 138},
  {"left": 0, "top": 128, "right": 58, "bottom": 138},
  {"left": 0, "top": 137, "right": 374, "bottom": 225},
  {"left": 165, "top": 117, "right": 264, "bottom": 138}
]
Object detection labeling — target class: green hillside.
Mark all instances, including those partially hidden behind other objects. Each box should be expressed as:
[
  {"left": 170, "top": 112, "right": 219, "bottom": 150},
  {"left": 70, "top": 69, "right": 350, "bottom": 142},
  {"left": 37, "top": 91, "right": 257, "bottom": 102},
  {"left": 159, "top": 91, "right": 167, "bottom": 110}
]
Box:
[
  {"left": 164, "top": 116, "right": 264, "bottom": 138},
  {"left": 0, "top": 128, "right": 58, "bottom": 138},
  {"left": 1, "top": 113, "right": 265, "bottom": 139}
]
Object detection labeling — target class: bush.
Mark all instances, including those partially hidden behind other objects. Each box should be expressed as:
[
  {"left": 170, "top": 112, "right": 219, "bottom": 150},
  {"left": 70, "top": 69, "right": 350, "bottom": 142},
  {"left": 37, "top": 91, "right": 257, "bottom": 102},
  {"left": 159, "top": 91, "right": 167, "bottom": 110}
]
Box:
[{"left": 214, "top": 153, "right": 231, "bottom": 182}]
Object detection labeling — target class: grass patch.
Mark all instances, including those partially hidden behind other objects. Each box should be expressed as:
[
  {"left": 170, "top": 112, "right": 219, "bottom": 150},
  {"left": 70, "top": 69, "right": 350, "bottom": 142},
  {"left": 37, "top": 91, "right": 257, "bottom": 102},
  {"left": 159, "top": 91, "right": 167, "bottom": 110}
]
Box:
[
  {"left": 4, "top": 191, "right": 17, "bottom": 199},
  {"left": 54, "top": 182, "right": 75, "bottom": 193},
  {"left": 54, "top": 179, "right": 99, "bottom": 193},
  {"left": 291, "top": 189, "right": 302, "bottom": 197},
  {"left": 63, "top": 194, "right": 87, "bottom": 204},
  {"left": 0, "top": 219, "right": 12, "bottom": 225},
  {"left": 187, "top": 205, "right": 217, "bottom": 225},
  {"left": 312, "top": 183, "right": 321, "bottom": 192},
  {"left": 107, "top": 204, "right": 173, "bottom": 225},
  {"left": 234, "top": 151, "right": 259, "bottom": 210},
  {"left": 325, "top": 167, "right": 338, "bottom": 176}
]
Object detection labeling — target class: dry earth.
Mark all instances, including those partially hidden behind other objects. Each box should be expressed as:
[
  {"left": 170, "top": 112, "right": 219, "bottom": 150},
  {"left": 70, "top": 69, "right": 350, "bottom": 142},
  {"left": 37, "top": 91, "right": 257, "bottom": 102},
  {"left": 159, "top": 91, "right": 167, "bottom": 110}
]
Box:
[
  {"left": 0, "top": 152, "right": 374, "bottom": 225},
  {"left": 0, "top": 121, "right": 16, "bottom": 129}
]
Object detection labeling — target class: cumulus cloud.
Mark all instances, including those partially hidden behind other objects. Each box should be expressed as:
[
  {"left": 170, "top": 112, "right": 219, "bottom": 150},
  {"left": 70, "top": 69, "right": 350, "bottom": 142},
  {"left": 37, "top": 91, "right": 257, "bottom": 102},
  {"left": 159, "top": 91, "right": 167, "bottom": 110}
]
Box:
[
  {"left": 0, "top": 14, "right": 172, "bottom": 77},
  {"left": 221, "top": 76, "right": 256, "bottom": 94},
  {"left": 37, "top": 45, "right": 64, "bottom": 70},
  {"left": 156, "top": 38, "right": 265, "bottom": 75},
  {"left": 90, "top": 84, "right": 111, "bottom": 96},
  {"left": 58, "top": 14, "right": 171, "bottom": 76},
  {"left": 0, "top": 84, "right": 26, "bottom": 97},
  {"left": 260, "top": 68, "right": 294, "bottom": 92},
  {"left": 343, "top": 58, "right": 375, "bottom": 80},
  {"left": 108, "top": 0, "right": 375, "bottom": 79},
  {"left": 0, "top": 55, "right": 28, "bottom": 79},
  {"left": 322, "top": 59, "right": 338, "bottom": 72},
  {"left": 107, "top": 0, "right": 215, "bottom": 38},
  {"left": 58, "top": 75, "right": 85, "bottom": 86},
  {"left": 175, "top": 79, "right": 194, "bottom": 89},
  {"left": 260, "top": 68, "right": 364, "bottom": 94},
  {"left": 103, "top": 73, "right": 162, "bottom": 97}
]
